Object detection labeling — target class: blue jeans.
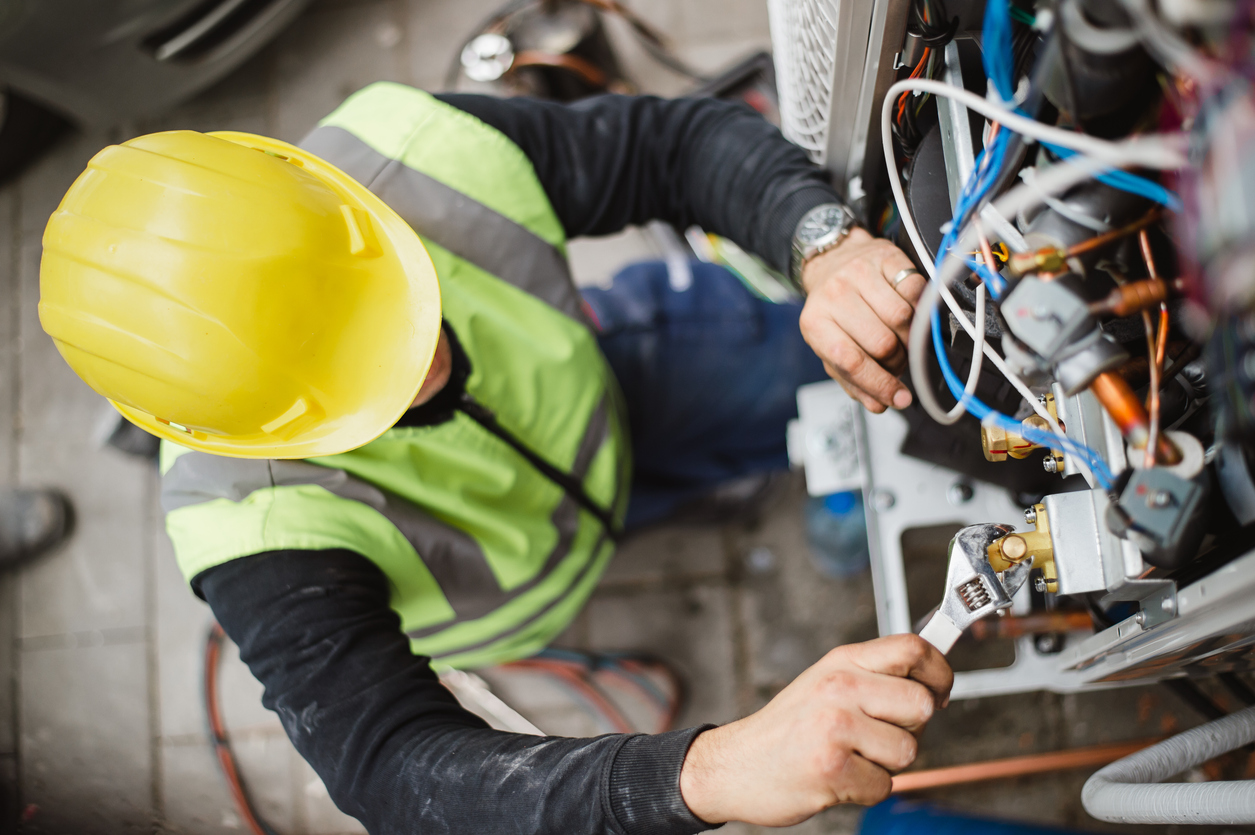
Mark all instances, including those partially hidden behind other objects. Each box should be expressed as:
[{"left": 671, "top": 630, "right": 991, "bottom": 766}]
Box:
[{"left": 581, "top": 260, "right": 827, "bottom": 530}]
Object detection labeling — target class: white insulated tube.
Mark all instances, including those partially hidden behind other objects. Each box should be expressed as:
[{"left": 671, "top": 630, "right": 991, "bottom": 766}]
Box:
[{"left": 1082, "top": 703, "right": 1255, "bottom": 824}]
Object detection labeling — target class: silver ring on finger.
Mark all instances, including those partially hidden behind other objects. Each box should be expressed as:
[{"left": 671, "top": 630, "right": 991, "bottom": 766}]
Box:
[{"left": 890, "top": 267, "right": 922, "bottom": 288}]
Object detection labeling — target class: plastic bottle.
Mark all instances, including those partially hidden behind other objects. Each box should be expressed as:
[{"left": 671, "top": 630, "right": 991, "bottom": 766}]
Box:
[{"left": 804, "top": 490, "right": 870, "bottom": 578}]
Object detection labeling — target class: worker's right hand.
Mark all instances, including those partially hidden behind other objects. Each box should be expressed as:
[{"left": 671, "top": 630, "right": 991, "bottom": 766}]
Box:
[
  {"left": 678, "top": 634, "right": 951, "bottom": 827},
  {"left": 798, "top": 227, "right": 925, "bottom": 414}
]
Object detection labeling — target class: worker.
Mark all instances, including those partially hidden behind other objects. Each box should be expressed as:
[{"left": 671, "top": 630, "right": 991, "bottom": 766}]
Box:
[{"left": 40, "top": 83, "right": 946, "bottom": 834}]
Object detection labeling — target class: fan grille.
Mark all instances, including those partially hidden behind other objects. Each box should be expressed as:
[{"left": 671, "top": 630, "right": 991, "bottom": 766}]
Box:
[{"left": 769, "top": 0, "right": 842, "bottom": 166}]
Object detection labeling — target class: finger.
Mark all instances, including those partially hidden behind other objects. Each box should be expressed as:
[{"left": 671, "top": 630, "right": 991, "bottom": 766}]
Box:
[
  {"left": 805, "top": 319, "right": 906, "bottom": 409},
  {"left": 828, "top": 363, "right": 887, "bottom": 414},
  {"left": 859, "top": 261, "right": 919, "bottom": 347},
  {"left": 841, "top": 635, "right": 954, "bottom": 706},
  {"left": 833, "top": 293, "right": 904, "bottom": 366},
  {"left": 819, "top": 299, "right": 912, "bottom": 409},
  {"left": 872, "top": 242, "right": 926, "bottom": 304},
  {"left": 831, "top": 752, "right": 893, "bottom": 806},
  {"left": 845, "top": 712, "right": 920, "bottom": 774},
  {"left": 895, "top": 270, "right": 928, "bottom": 305},
  {"left": 857, "top": 675, "right": 936, "bottom": 734}
]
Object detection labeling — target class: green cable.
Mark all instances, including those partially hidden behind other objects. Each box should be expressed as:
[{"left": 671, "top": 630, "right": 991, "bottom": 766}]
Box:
[{"left": 1009, "top": 6, "right": 1037, "bottom": 25}]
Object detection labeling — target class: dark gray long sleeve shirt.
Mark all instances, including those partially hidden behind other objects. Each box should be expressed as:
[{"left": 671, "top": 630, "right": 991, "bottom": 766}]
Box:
[{"left": 195, "top": 92, "right": 840, "bottom": 835}]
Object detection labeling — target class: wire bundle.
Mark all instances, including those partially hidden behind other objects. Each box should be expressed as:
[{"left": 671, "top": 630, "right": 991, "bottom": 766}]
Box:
[
  {"left": 892, "top": 0, "right": 956, "bottom": 155},
  {"left": 883, "top": 0, "right": 1190, "bottom": 490}
]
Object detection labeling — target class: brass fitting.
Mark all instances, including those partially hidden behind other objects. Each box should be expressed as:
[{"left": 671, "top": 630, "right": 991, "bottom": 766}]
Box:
[
  {"left": 987, "top": 503, "right": 1057, "bottom": 593},
  {"left": 1008, "top": 247, "right": 1068, "bottom": 278},
  {"left": 981, "top": 395, "right": 1061, "bottom": 463}
]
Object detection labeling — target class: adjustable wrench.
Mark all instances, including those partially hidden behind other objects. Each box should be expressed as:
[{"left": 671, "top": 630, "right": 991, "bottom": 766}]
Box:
[{"left": 918, "top": 523, "right": 1027, "bottom": 654}]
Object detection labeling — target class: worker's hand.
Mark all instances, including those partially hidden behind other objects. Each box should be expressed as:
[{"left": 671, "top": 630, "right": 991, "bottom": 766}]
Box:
[
  {"left": 798, "top": 228, "right": 926, "bottom": 413},
  {"left": 679, "top": 634, "right": 951, "bottom": 827}
]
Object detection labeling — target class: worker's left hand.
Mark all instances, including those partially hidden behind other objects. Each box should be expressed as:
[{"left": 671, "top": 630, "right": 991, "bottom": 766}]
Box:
[{"left": 798, "top": 228, "right": 926, "bottom": 414}]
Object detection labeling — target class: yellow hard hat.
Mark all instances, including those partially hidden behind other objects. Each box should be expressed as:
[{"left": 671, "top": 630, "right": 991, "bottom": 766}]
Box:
[{"left": 39, "top": 130, "right": 442, "bottom": 459}]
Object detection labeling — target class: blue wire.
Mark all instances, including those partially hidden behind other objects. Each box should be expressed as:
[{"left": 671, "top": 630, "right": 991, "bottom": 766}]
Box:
[
  {"left": 1040, "top": 141, "right": 1183, "bottom": 211},
  {"left": 982, "top": 0, "right": 1016, "bottom": 104},
  {"left": 921, "top": 0, "right": 1117, "bottom": 490},
  {"left": 967, "top": 258, "right": 1007, "bottom": 297}
]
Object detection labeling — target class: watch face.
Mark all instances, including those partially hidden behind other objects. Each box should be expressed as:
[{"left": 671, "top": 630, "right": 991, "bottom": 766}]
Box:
[{"left": 797, "top": 205, "right": 848, "bottom": 245}]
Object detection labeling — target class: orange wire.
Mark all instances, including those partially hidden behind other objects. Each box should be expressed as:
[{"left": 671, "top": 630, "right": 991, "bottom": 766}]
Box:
[{"left": 896, "top": 47, "right": 932, "bottom": 123}]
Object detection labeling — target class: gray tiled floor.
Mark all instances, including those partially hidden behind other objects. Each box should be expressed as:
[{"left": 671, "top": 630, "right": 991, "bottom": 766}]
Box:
[{"left": 0, "top": 1, "right": 1239, "bottom": 834}]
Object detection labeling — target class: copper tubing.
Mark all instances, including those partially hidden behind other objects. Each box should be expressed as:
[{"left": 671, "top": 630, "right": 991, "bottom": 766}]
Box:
[
  {"left": 1067, "top": 208, "right": 1164, "bottom": 258},
  {"left": 1137, "top": 229, "right": 1172, "bottom": 469},
  {"left": 891, "top": 738, "right": 1162, "bottom": 793},
  {"left": 1142, "top": 309, "right": 1161, "bottom": 470},
  {"left": 969, "top": 610, "right": 1094, "bottom": 641},
  {"left": 1089, "top": 278, "right": 1170, "bottom": 317},
  {"left": 1089, "top": 371, "right": 1181, "bottom": 465}
]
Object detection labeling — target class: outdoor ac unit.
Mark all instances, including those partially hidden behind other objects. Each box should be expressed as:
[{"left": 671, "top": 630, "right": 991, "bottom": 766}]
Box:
[{"left": 768, "top": 0, "right": 910, "bottom": 198}]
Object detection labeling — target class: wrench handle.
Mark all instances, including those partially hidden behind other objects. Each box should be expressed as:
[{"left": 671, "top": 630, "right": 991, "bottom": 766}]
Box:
[{"left": 919, "top": 613, "right": 964, "bottom": 654}]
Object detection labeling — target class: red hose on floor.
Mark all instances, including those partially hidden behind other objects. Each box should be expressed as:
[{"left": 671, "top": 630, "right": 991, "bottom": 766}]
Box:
[{"left": 203, "top": 622, "right": 279, "bottom": 835}]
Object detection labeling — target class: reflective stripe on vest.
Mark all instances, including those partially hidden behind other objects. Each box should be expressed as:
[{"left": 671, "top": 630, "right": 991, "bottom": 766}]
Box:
[
  {"left": 300, "top": 125, "right": 587, "bottom": 324},
  {"left": 160, "top": 83, "right": 631, "bottom": 669},
  {"left": 162, "top": 392, "right": 614, "bottom": 629}
]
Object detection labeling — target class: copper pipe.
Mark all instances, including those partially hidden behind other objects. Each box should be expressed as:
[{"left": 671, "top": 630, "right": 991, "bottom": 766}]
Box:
[
  {"left": 1089, "top": 278, "right": 1170, "bottom": 317},
  {"left": 969, "top": 610, "right": 1093, "bottom": 641},
  {"left": 1138, "top": 228, "right": 1162, "bottom": 284},
  {"left": 1142, "top": 309, "right": 1161, "bottom": 469},
  {"left": 891, "top": 738, "right": 1161, "bottom": 793},
  {"left": 1089, "top": 371, "right": 1182, "bottom": 465},
  {"left": 1067, "top": 208, "right": 1163, "bottom": 258},
  {"left": 1136, "top": 229, "right": 1173, "bottom": 468}
]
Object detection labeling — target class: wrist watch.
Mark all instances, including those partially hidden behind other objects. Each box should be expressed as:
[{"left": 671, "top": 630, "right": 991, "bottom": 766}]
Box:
[{"left": 790, "top": 202, "right": 858, "bottom": 291}]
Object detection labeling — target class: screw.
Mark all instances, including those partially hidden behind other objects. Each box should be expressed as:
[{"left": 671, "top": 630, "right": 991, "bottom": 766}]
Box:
[
  {"left": 1024, "top": 506, "right": 1038, "bottom": 525},
  {"left": 947, "top": 482, "right": 974, "bottom": 505},
  {"left": 1043, "top": 454, "right": 1058, "bottom": 473},
  {"left": 1034, "top": 633, "right": 1063, "bottom": 654},
  {"left": 1034, "top": 576, "right": 1049, "bottom": 593},
  {"left": 871, "top": 489, "right": 896, "bottom": 511},
  {"left": 1161, "top": 596, "right": 1176, "bottom": 614},
  {"left": 1148, "top": 490, "right": 1174, "bottom": 509},
  {"left": 1135, "top": 611, "right": 1147, "bottom": 626}
]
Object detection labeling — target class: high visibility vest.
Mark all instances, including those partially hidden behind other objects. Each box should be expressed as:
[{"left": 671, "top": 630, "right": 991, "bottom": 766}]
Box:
[{"left": 161, "top": 82, "right": 631, "bottom": 670}]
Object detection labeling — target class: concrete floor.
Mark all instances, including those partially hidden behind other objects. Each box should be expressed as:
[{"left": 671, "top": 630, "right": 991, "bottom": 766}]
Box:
[{"left": 0, "top": 0, "right": 1249, "bottom": 833}]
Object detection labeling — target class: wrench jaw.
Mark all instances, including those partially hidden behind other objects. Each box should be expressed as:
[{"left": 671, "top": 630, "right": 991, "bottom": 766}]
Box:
[{"left": 922, "top": 523, "right": 1018, "bottom": 653}]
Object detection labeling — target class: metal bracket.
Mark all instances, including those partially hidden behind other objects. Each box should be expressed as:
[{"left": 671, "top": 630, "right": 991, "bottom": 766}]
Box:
[
  {"left": 1136, "top": 582, "right": 1179, "bottom": 630},
  {"left": 936, "top": 41, "right": 976, "bottom": 212}
]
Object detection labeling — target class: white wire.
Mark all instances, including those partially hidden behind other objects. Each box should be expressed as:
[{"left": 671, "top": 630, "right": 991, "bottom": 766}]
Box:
[
  {"left": 881, "top": 78, "right": 1052, "bottom": 429},
  {"left": 1115, "top": 0, "right": 1226, "bottom": 85},
  {"left": 1018, "top": 166, "right": 1113, "bottom": 233},
  {"left": 933, "top": 283, "right": 988, "bottom": 426},
  {"left": 884, "top": 79, "right": 1190, "bottom": 170},
  {"left": 904, "top": 154, "right": 1130, "bottom": 486},
  {"left": 881, "top": 79, "right": 1153, "bottom": 483}
]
